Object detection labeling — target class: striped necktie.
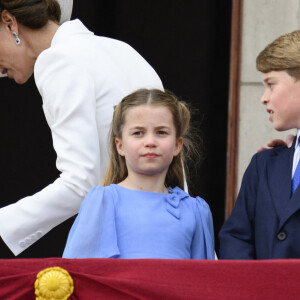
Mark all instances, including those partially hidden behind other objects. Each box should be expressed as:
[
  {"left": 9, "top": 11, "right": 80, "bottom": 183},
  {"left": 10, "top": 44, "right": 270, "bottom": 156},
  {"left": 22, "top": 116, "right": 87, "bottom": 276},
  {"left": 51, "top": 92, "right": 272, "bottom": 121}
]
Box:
[{"left": 292, "top": 137, "right": 300, "bottom": 195}]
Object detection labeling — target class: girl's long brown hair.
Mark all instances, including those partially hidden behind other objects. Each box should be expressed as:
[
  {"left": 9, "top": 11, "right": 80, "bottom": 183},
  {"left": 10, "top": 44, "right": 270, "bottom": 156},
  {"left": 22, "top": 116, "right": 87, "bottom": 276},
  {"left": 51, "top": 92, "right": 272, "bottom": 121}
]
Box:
[{"left": 103, "top": 89, "right": 202, "bottom": 190}]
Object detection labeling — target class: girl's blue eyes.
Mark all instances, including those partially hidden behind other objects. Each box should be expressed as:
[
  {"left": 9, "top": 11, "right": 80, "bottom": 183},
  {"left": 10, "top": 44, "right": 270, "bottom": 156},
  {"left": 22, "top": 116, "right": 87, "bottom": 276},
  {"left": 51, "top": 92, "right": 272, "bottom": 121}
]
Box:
[
  {"left": 132, "top": 131, "right": 168, "bottom": 136},
  {"left": 133, "top": 131, "right": 143, "bottom": 136},
  {"left": 157, "top": 131, "right": 167, "bottom": 135}
]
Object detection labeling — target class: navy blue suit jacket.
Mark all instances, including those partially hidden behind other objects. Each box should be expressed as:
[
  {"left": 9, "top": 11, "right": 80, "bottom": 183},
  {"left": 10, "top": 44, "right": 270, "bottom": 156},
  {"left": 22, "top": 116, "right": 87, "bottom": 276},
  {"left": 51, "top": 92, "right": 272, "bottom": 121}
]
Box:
[{"left": 219, "top": 140, "right": 300, "bottom": 259}]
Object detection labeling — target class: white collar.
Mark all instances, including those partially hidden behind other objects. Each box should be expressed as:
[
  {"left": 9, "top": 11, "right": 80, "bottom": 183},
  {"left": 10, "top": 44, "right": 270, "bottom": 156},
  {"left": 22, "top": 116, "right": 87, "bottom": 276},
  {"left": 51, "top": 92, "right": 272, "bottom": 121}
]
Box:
[
  {"left": 51, "top": 19, "right": 94, "bottom": 47},
  {"left": 295, "top": 130, "right": 300, "bottom": 149}
]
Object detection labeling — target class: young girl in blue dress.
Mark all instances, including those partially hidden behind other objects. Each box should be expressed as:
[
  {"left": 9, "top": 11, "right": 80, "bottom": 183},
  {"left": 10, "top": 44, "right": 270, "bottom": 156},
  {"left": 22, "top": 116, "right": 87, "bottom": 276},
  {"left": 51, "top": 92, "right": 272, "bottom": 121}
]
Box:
[{"left": 63, "top": 89, "right": 215, "bottom": 259}]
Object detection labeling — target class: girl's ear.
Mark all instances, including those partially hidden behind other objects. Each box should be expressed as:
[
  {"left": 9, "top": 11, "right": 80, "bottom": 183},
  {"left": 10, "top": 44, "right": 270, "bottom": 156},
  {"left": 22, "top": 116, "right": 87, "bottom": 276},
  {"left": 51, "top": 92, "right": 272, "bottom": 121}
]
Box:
[
  {"left": 1, "top": 10, "right": 18, "bottom": 33},
  {"left": 115, "top": 138, "right": 125, "bottom": 156},
  {"left": 174, "top": 137, "right": 183, "bottom": 157}
]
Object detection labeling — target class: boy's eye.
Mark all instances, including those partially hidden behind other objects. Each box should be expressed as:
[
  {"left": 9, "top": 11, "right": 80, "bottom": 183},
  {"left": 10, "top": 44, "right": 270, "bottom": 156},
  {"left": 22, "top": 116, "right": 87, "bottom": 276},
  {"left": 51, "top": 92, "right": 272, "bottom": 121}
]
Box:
[{"left": 268, "top": 82, "right": 274, "bottom": 88}]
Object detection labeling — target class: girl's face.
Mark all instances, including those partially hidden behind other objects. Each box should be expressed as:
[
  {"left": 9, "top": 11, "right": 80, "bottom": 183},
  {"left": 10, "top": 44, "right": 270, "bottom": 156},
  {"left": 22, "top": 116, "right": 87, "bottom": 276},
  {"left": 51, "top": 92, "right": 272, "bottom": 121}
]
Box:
[
  {"left": 261, "top": 70, "right": 300, "bottom": 131},
  {"left": 115, "top": 104, "right": 183, "bottom": 178},
  {"left": 0, "top": 20, "right": 35, "bottom": 84}
]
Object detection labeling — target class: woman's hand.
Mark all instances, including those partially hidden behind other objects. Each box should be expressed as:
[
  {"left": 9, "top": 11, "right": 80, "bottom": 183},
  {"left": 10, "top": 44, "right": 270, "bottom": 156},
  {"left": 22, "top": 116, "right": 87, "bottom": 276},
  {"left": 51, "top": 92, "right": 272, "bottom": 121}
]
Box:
[{"left": 257, "top": 134, "right": 295, "bottom": 152}]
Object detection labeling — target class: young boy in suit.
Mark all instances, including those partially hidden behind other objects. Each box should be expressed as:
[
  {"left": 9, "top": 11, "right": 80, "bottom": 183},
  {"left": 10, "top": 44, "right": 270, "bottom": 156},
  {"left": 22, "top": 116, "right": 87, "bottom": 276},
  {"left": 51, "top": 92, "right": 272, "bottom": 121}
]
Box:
[{"left": 219, "top": 30, "right": 300, "bottom": 259}]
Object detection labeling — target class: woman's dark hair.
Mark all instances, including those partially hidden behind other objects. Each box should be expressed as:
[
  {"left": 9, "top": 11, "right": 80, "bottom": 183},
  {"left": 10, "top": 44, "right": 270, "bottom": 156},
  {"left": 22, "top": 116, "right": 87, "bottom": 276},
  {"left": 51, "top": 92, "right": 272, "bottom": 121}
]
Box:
[{"left": 0, "top": 0, "right": 61, "bottom": 29}]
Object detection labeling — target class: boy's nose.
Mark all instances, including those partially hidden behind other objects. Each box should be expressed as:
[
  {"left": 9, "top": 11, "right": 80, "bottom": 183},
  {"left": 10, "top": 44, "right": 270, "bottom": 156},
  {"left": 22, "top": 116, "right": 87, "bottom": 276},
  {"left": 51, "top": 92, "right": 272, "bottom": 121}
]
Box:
[{"left": 260, "top": 89, "right": 269, "bottom": 105}]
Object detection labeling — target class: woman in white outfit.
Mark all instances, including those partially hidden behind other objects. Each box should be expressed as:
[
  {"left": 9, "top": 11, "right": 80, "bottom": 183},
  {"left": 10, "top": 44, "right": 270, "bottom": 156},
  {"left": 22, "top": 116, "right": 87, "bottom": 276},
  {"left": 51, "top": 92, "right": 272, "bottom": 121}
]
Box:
[{"left": 0, "top": 0, "right": 163, "bottom": 256}]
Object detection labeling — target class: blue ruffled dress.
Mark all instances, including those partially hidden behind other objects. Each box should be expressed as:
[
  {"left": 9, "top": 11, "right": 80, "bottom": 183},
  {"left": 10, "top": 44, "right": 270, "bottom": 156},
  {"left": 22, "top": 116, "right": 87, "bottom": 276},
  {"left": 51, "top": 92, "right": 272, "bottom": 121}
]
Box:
[{"left": 63, "top": 184, "right": 215, "bottom": 259}]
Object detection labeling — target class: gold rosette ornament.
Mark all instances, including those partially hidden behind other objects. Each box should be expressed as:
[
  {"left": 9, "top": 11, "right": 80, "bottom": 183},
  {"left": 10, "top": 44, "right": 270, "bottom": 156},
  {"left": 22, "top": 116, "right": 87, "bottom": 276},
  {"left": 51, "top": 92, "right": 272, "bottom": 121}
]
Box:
[{"left": 35, "top": 266, "right": 74, "bottom": 300}]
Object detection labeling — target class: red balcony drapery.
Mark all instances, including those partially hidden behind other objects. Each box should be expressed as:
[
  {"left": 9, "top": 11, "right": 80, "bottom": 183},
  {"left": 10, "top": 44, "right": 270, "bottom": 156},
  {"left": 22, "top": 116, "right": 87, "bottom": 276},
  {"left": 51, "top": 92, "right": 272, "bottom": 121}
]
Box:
[{"left": 1, "top": 258, "right": 300, "bottom": 299}]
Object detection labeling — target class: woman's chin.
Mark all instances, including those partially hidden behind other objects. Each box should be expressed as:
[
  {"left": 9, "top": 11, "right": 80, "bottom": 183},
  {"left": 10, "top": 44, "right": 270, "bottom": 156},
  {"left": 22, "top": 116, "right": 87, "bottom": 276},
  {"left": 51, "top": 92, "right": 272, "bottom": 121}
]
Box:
[
  {"left": 13, "top": 75, "right": 30, "bottom": 84},
  {"left": 7, "top": 68, "right": 32, "bottom": 84}
]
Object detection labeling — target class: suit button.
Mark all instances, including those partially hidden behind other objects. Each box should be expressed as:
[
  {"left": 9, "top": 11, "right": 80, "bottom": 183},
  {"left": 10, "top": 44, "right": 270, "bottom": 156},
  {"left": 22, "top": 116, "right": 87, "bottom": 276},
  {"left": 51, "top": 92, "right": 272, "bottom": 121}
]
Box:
[{"left": 277, "top": 231, "right": 287, "bottom": 241}]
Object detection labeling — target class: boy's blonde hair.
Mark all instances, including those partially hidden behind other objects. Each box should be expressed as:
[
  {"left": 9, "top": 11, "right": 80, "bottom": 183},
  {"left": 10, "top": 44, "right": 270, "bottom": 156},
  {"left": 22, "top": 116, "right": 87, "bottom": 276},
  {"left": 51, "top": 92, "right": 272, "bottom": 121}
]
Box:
[
  {"left": 103, "top": 89, "right": 201, "bottom": 190},
  {"left": 256, "top": 30, "right": 300, "bottom": 80}
]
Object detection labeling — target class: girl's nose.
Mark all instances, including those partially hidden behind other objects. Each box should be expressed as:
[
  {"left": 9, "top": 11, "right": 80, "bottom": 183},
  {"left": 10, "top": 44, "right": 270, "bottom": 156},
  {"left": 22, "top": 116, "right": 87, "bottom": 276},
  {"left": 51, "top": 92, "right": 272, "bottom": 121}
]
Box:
[{"left": 144, "top": 134, "right": 157, "bottom": 147}]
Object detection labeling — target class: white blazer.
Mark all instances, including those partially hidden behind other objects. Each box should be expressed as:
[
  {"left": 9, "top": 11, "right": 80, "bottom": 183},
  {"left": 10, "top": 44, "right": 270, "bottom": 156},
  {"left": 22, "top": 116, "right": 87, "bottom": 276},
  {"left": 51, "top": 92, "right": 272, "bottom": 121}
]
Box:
[{"left": 0, "top": 19, "right": 163, "bottom": 256}]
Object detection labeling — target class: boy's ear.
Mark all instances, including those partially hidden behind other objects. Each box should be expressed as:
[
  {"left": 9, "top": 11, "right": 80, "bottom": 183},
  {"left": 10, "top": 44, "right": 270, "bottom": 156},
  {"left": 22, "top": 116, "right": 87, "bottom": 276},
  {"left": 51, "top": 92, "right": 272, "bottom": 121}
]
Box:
[
  {"left": 1, "top": 10, "right": 18, "bottom": 33},
  {"left": 115, "top": 138, "right": 125, "bottom": 156},
  {"left": 173, "top": 137, "right": 183, "bottom": 157}
]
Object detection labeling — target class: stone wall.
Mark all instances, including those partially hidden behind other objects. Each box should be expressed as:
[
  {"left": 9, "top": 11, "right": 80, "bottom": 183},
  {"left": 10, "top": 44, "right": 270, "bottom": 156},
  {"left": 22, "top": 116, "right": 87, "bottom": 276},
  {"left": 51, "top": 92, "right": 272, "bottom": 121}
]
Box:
[{"left": 237, "top": 0, "right": 299, "bottom": 189}]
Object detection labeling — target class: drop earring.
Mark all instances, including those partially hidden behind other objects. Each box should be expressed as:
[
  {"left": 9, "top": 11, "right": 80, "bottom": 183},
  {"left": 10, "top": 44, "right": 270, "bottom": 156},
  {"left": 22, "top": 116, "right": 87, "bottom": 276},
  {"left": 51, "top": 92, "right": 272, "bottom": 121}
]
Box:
[{"left": 12, "top": 32, "right": 21, "bottom": 45}]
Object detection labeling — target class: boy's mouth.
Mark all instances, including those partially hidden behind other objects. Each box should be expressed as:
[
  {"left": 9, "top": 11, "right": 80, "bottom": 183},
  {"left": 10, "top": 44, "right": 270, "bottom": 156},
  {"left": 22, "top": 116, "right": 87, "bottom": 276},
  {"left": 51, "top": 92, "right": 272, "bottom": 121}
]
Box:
[{"left": 267, "top": 109, "right": 274, "bottom": 114}]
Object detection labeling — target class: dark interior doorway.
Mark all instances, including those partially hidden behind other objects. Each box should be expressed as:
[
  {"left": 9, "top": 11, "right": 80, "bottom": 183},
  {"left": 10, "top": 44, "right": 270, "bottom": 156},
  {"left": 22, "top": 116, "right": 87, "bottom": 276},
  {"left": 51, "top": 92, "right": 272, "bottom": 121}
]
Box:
[{"left": 0, "top": 1, "right": 231, "bottom": 258}]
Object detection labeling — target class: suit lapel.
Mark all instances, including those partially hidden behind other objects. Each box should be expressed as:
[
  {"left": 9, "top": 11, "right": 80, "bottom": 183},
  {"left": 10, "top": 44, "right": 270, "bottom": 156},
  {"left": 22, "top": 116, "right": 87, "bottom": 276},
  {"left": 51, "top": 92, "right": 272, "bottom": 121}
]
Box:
[
  {"left": 279, "top": 144, "right": 300, "bottom": 228},
  {"left": 267, "top": 138, "right": 300, "bottom": 229},
  {"left": 267, "top": 145, "right": 294, "bottom": 224},
  {"left": 281, "top": 182, "right": 300, "bottom": 228}
]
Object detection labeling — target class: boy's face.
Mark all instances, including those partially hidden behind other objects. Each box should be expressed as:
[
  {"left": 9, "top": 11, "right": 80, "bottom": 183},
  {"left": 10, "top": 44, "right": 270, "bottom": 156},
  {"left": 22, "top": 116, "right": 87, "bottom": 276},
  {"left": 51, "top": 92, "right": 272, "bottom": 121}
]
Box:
[{"left": 261, "top": 70, "right": 300, "bottom": 131}]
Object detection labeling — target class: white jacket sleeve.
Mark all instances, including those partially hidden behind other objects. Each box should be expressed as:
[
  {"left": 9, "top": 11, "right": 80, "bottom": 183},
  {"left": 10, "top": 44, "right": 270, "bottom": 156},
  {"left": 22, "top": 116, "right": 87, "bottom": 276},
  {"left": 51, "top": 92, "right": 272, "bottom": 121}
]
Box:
[{"left": 0, "top": 49, "right": 101, "bottom": 256}]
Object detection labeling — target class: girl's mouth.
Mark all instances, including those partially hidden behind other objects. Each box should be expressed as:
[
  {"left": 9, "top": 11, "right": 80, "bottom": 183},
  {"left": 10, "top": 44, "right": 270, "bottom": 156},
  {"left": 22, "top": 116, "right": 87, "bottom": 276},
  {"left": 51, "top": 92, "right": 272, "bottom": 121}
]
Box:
[{"left": 143, "top": 153, "right": 159, "bottom": 159}]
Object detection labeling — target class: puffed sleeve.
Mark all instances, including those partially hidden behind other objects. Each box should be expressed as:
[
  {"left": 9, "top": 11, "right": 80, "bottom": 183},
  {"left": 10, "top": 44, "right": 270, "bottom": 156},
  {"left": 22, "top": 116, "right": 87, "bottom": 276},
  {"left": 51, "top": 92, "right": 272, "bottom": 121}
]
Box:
[
  {"left": 191, "top": 196, "right": 215, "bottom": 259},
  {"left": 63, "top": 186, "right": 120, "bottom": 258}
]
